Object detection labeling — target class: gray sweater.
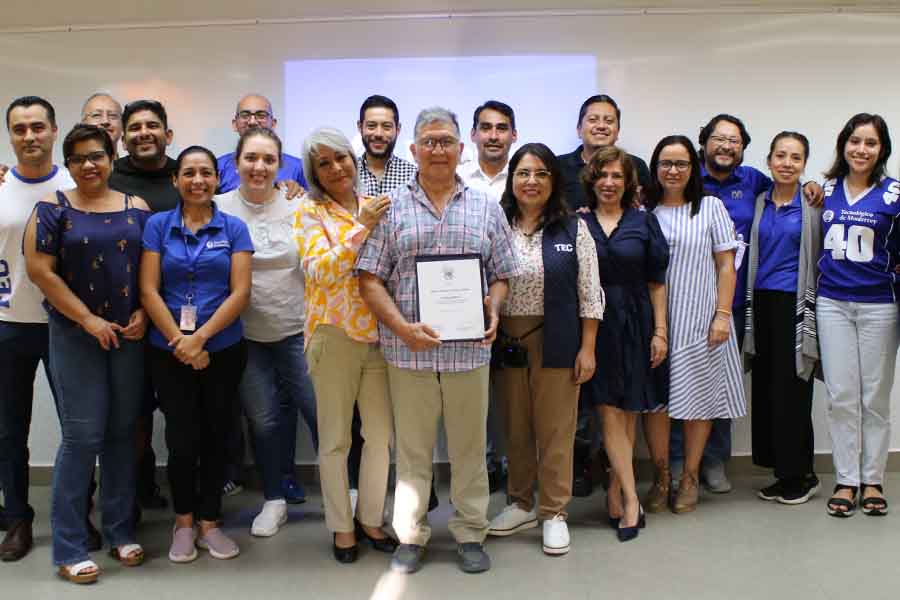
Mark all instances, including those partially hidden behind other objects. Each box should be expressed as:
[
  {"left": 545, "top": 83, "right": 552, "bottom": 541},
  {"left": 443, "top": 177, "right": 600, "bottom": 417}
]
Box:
[{"left": 742, "top": 188, "right": 821, "bottom": 381}]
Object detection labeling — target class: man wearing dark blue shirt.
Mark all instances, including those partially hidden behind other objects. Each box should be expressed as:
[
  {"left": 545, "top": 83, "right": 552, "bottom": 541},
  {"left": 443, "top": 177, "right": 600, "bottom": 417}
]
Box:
[
  {"left": 216, "top": 94, "right": 306, "bottom": 194},
  {"left": 558, "top": 94, "right": 651, "bottom": 210}
]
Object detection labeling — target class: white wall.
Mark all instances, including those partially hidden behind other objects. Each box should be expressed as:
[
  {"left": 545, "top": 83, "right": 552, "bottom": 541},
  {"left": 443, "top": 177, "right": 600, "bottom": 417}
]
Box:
[{"left": 3, "top": 8, "right": 900, "bottom": 464}]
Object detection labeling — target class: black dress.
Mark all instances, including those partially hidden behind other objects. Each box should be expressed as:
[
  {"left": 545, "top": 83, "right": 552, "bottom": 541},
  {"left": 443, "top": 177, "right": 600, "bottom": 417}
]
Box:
[{"left": 581, "top": 208, "right": 670, "bottom": 411}]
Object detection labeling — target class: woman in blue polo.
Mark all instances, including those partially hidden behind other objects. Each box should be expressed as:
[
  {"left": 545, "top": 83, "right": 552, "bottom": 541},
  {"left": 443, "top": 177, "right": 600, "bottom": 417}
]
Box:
[
  {"left": 139, "top": 145, "right": 253, "bottom": 562},
  {"left": 742, "top": 132, "right": 821, "bottom": 506},
  {"left": 815, "top": 114, "right": 900, "bottom": 518}
]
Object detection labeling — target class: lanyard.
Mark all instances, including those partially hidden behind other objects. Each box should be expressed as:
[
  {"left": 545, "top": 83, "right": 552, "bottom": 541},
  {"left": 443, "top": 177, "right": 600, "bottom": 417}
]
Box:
[{"left": 181, "top": 215, "right": 212, "bottom": 305}]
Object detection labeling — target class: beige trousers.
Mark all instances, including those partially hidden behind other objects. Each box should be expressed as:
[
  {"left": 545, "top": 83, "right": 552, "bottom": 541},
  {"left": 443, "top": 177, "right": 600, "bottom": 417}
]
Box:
[
  {"left": 496, "top": 316, "right": 579, "bottom": 519},
  {"left": 387, "top": 364, "right": 490, "bottom": 545},
  {"left": 306, "top": 325, "right": 393, "bottom": 533}
]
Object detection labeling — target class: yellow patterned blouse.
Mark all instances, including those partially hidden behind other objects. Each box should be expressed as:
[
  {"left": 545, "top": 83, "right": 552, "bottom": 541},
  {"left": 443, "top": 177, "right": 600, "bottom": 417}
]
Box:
[{"left": 294, "top": 194, "right": 378, "bottom": 347}]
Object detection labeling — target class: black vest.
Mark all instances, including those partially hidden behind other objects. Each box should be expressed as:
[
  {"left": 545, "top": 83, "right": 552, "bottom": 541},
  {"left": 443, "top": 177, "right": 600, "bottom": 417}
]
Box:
[{"left": 541, "top": 216, "right": 581, "bottom": 368}]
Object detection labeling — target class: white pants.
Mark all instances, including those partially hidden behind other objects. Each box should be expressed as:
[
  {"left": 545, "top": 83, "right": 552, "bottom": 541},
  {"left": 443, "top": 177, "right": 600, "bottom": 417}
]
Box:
[{"left": 816, "top": 296, "right": 899, "bottom": 486}]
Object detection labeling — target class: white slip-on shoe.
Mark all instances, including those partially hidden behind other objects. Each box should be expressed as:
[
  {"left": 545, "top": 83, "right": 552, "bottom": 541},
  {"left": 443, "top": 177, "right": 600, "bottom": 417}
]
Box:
[
  {"left": 488, "top": 504, "right": 538, "bottom": 537},
  {"left": 251, "top": 500, "right": 288, "bottom": 537},
  {"left": 542, "top": 514, "right": 570, "bottom": 555},
  {"left": 702, "top": 462, "right": 733, "bottom": 494}
]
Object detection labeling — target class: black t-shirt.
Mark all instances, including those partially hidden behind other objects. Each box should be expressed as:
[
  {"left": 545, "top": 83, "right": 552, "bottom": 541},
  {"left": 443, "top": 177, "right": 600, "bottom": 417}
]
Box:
[
  {"left": 558, "top": 145, "right": 651, "bottom": 210},
  {"left": 109, "top": 156, "right": 180, "bottom": 213}
]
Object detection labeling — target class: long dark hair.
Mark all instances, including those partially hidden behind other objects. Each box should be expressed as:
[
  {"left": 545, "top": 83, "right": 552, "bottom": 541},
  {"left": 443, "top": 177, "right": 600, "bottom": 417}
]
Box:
[
  {"left": 645, "top": 135, "right": 704, "bottom": 217},
  {"left": 500, "top": 142, "right": 571, "bottom": 231},
  {"left": 823, "top": 113, "right": 892, "bottom": 186}
]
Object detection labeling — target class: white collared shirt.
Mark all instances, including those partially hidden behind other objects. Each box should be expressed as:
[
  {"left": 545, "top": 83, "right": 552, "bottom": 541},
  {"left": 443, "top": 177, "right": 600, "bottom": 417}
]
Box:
[{"left": 457, "top": 160, "right": 508, "bottom": 203}]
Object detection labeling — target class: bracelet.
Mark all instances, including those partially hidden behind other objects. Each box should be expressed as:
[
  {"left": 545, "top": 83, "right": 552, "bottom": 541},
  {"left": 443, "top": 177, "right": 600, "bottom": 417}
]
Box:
[
  {"left": 713, "top": 314, "right": 731, "bottom": 322},
  {"left": 715, "top": 308, "right": 732, "bottom": 316},
  {"left": 654, "top": 327, "right": 667, "bottom": 334},
  {"left": 652, "top": 333, "right": 668, "bottom": 343}
]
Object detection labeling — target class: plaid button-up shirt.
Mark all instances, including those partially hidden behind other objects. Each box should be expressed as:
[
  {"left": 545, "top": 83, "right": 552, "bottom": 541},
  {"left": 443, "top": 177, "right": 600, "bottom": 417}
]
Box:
[
  {"left": 355, "top": 177, "right": 519, "bottom": 372},
  {"left": 357, "top": 154, "right": 417, "bottom": 197}
]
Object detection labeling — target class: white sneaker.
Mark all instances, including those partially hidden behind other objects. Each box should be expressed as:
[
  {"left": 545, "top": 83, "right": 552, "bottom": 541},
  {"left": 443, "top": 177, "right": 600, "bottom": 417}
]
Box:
[
  {"left": 542, "top": 514, "right": 570, "bottom": 555},
  {"left": 251, "top": 500, "right": 288, "bottom": 537},
  {"left": 488, "top": 504, "right": 538, "bottom": 536}
]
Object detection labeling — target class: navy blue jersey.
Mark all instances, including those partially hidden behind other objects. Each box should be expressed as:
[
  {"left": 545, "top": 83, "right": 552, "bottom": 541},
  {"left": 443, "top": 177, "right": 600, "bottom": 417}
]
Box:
[{"left": 817, "top": 176, "right": 900, "bottom": 303}]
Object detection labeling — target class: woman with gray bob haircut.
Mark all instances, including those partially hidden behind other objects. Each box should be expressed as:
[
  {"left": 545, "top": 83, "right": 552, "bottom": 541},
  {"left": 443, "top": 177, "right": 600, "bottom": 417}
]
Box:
[{"left": 295, "top": 126, "right": 396, "bottom": 563}]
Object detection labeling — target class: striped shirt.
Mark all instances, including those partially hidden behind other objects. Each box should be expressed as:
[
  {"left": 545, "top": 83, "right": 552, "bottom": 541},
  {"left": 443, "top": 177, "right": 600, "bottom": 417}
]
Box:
[
  {"left": 355, "top": 177, "right": 519, "bottom": 372},
  {"left": 653, "top": 196, "right": 746, "bottom": 420},
  {"left": 357, "top": 154, "right": 417, "bottom": 197}
]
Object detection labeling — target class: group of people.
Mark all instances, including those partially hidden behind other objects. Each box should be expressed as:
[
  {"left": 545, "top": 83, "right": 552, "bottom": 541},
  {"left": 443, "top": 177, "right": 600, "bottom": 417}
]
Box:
[{"left": 0, "top": 89, "right": 897, "bottom": 583}]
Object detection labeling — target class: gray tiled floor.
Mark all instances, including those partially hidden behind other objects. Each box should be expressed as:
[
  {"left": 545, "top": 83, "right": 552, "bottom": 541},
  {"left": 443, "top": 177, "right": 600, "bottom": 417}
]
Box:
[{"left": 4, "top": 475, "right": 900, "bottom": 599}]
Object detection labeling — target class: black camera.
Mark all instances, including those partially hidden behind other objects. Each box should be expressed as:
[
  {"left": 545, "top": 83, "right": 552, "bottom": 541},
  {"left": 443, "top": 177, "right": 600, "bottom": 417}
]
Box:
[{"left": 491, "top": 333, "right": 529, "bottom": 369}]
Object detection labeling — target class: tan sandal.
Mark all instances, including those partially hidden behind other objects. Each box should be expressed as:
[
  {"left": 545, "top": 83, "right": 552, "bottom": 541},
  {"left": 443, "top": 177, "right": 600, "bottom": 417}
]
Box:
[
  {"left": 645, "top": 465, "right": 671, "bottom": 513},
  {"left": 110, "top": 543, "right": 144, "bottom": 566},
  {"left": 672, "top": 473, "right": 699, "bottom": 514},
  {"left": 57, "top": 560, "right": 100, "bottom": 584}
]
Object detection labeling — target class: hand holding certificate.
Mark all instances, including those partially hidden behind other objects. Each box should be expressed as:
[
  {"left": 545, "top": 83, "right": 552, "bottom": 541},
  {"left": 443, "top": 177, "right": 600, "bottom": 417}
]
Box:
[{"left": 415, "top": 254, "right": 487, "bottom": 342}]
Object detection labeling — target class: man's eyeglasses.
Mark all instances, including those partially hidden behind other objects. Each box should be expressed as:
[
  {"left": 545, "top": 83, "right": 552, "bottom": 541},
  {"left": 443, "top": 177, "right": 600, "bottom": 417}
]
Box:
[
  {"left": 417, "top": 137, "right": 459, "bottom": 151},
  {"left": 708, "top": 135, "right": 742, "bottom": 147},
  {"left": 84, "top": 111, "right": 121, "bottom": 123},
  {"left": 236, "top": 110, "right": 272, "bottom": 122}
]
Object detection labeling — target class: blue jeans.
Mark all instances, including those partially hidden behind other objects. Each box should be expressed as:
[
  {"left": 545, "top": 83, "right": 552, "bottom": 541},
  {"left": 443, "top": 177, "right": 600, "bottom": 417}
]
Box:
[
  {"left": 239, "top": 333, "right": 317, "bottom": 500},
  {"left": 0, "top": 322, "right": 56, "bottom": 523},
  {"left": 669, "top": 310, "right": 744, "bottom": 466},
  {"left": 48, "top": 319, "right": 143, "bottom": 566}
]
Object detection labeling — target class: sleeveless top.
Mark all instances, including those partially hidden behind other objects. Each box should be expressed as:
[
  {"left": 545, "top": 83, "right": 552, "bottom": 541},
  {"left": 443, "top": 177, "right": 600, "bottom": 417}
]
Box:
[{"left": 34, "top": 191, "right": 150, "bottom": 327}]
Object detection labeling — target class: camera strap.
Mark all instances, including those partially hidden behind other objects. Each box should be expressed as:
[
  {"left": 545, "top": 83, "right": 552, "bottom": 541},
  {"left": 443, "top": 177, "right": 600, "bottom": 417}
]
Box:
[{"left": 498, "top": 322, "right": 544, "bottom": 344}]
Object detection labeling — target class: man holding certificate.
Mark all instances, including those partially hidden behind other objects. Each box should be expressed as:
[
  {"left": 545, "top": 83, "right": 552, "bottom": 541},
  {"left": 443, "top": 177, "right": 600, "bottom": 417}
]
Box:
[{"left": 357, "top": 107, "right": 518, "bottom": 575}]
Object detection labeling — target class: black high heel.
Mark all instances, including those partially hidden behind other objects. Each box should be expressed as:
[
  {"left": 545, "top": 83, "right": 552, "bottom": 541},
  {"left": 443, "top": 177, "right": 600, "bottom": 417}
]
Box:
[
  {"left": 333, "top": 533, "right": 358, "bottom": 563},
  {"left": 354, "top": 519, "right": 398, "bottom": 553},
  {"left": 616, "top": 506, "right": 646, "bottom": 542}
]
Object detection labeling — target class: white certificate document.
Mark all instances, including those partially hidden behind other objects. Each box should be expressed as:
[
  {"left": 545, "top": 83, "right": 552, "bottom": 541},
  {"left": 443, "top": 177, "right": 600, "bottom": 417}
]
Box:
[{"left": 415, "top": 254, "right": 486, "bottom": 342}]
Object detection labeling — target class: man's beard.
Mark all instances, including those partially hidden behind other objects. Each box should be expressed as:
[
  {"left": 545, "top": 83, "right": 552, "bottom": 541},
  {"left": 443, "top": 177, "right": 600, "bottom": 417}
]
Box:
[{"left": 363, "top": 136, "right": 397, "bottom": 160}]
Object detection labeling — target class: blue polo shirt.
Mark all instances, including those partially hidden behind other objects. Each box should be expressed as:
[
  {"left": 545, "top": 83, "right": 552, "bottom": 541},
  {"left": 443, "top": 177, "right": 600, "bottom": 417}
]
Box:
[
  {"left": 216, "top": 151, "right": 307, "bottom": 194},
  {"left": 702, "top": 165, "right": 771, "bottom": 308},
  {"left": 755, "top": 187, "right": 802, "bottom": 293},
  {"left": 142, "top": 202, "right": 254, "bottom": 352}
]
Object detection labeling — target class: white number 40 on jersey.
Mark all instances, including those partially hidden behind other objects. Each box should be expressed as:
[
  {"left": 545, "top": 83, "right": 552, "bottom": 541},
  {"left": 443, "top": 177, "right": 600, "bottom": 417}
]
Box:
[{"left": 823, "top": 224, "right": 875, "bottom": 262}]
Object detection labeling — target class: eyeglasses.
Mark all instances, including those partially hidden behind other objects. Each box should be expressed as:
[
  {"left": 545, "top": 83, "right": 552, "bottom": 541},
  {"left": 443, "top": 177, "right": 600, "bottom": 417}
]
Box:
[
  {"left": 67, "top": 151, "right": 109, "bottom": 167},
  {"left": 513, "top": 169, "right": 552, "bottom": 182},
  {"left": 709, "top": 135, "right": 742, "bottom": 147},
  {"left": 237, "top": 110, "right": 272, "bottom": 121},
  {"left": 84, "top": 111, "right": 121, "bottom": 123},
  {"left": 417, "top": 137, "right": 459, "bottom": 151},
  {"left": 658, "top": 160, "right": 691, "bottom": 172}
]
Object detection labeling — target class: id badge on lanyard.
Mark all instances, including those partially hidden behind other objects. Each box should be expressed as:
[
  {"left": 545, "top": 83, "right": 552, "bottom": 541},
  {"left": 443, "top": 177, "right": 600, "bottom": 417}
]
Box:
[{"left": 180, "top": 219, "right": 208, "bottom": 332}]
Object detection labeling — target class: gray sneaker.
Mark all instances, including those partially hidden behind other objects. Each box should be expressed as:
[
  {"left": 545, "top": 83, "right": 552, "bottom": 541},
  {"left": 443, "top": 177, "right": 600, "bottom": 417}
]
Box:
[
  {"left": 457, "top": 543, "right": 491, "bottom": 574},
  {"left": 390, "top": 544, "right": 425, "bottom": 574},
  {"left": 701, "top": 462, "right": 732, "bottom": 494}
]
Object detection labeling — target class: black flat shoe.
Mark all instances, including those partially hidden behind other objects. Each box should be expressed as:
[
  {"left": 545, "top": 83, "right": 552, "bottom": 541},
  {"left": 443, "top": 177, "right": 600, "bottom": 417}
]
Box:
[
  {"left": 616, "top": 506, "right": 646, "bottom": 542},
  {"left": 355, "top": 520, "right": 398, "bottom": 553},
  {"left": 333, "top": 534, "right": 358, "bottom": 563}
]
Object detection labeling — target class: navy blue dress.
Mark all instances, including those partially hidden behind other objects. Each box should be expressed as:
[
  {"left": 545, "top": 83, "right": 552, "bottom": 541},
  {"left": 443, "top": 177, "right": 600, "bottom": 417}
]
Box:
[
  {"left": 35, "top": 191, "right": 150, "bottom": 327},
  {"left": 582, "top": 208, "right": 670, "bottom": 411}
]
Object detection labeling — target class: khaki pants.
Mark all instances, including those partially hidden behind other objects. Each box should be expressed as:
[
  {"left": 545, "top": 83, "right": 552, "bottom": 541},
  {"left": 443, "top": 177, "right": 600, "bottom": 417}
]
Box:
[
  {"left": 307, "top": 325, "right": 392, "bottom": 533},
  {"left": 388, "top": 364, "right": 490, "bottom": 545},
  {"left": 496, "top": 316, "right": 579, "bottom": 520}
]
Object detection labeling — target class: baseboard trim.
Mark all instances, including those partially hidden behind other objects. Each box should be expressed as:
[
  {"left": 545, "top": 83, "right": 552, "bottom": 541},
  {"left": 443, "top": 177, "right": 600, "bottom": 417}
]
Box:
[{"left": 24, "top": 452, "right": 900, "bottom": 487}]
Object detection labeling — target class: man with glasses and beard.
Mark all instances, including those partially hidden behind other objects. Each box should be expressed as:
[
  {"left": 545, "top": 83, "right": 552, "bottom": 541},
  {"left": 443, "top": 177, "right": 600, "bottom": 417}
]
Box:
[
  {"left": 356, "top": 95, "right": 417, "bottom": 196},
  {"left": 217, "top": 94, "right": 306, "bottom": 194}
]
